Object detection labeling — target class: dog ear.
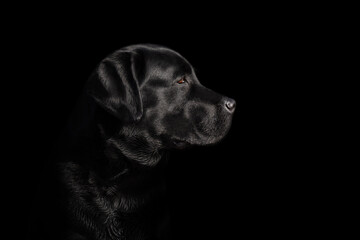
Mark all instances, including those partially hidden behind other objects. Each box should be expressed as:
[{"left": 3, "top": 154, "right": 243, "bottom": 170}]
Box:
[{"left": 86, "top": 50, "right": 144, "bottom": 122}]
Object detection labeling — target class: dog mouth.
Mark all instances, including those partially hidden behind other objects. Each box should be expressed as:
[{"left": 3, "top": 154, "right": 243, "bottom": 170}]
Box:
[{"left": 171, "top": 139, "right": 191, "bottom": 149}]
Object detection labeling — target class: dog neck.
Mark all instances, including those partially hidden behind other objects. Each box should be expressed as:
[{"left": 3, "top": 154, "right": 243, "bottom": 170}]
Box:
[{"left": 103, "top": 126, "right": 165, "bottom": 168}]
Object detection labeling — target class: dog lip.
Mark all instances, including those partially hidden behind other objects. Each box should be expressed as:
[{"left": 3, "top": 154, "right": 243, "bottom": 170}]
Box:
[
  {"left": 172, "top": 139, "right": 188, "bottom": 144},
  {"left": 171, "top": 138, "right": 190, "bottom": 148}
]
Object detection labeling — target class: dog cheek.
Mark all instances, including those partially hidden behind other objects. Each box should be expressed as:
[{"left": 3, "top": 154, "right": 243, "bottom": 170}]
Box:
[
  {"left": 164, "top": 88, "right": 180, "bottom": 103},
  {"left": 187, "top": 104, "right": 215, "bottom": 135},
  {"left": 162, "top": 112, "right": 192, "bottom": 139},
  {"left": 191, "top": 106, "right": 208, "bottom": 125}
]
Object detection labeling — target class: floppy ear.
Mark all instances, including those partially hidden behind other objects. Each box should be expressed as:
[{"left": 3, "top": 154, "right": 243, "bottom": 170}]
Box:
[{"left": 86, "top": 50, "right": 144, "bottom": 122}]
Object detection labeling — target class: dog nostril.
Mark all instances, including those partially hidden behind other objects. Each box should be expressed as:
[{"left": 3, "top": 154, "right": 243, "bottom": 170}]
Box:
[{"left": 225, "top": 99, "right": 236, "bottom": 112}]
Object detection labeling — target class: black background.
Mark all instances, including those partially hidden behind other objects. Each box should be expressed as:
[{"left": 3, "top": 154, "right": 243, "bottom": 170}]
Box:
[{"left": 4, "top": 6, "right": 331, "bottom": 239}]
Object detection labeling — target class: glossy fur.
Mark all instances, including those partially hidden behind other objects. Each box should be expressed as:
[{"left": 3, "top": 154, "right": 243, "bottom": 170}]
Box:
[{"left": 39, "top": 44, "right": 235, "bottom": 240}]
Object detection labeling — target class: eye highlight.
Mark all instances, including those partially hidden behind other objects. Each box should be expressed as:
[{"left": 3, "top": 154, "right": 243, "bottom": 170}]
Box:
[{"left": 177, "top": 77, "right": 187, "bottom": 84}]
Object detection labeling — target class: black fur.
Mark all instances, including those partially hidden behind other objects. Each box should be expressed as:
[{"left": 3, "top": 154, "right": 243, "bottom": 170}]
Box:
[{"left": 30, "top": 44, "right": 235, "bottom": 240}]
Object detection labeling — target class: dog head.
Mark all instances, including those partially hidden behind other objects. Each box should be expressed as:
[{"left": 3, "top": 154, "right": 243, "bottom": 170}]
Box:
[{"left": 86, "top": 44, "right": 235, "bottom": 164}]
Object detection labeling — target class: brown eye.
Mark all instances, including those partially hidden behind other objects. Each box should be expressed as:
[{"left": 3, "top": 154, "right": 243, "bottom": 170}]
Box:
[{"left": 177, "top": 77, "right": 186, "bottom": 84}]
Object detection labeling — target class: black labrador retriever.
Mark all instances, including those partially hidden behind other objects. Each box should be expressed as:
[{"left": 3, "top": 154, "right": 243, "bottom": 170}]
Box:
[{"left": 34, "top": 44, "right": 235, "bottom": 240}]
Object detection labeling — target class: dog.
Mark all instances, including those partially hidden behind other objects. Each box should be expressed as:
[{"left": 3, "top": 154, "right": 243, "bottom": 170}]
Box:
[{"left": 33, "top": 44, "right": 235, "bottom": 240}]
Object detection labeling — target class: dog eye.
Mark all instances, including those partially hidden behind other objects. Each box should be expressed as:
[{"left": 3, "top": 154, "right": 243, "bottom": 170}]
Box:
[{"left": 177, "top": 77, "right": 187, "bottom": 84}]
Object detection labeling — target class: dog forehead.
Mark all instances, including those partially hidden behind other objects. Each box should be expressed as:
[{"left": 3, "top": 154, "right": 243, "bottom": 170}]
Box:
[{"left": 140, "top": 47, "right": 193, "bottom": 79}]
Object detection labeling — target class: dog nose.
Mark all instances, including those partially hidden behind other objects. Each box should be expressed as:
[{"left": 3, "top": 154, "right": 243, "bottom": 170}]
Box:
[{"left": 224, "top": 98, "right": 236, "bottom": 113}]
